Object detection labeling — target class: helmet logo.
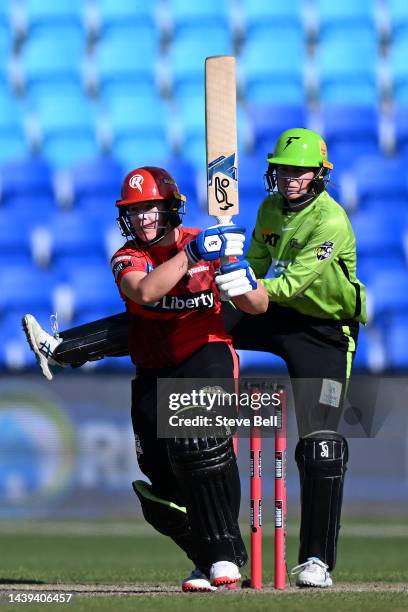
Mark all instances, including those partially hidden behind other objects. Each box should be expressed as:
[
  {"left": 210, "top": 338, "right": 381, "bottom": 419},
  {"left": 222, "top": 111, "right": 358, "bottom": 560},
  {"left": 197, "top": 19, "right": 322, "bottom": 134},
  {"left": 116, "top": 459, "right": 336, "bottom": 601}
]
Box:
[
  {"left": 129, "top": 174, "right": 144, "bottom": 193},
  {"left": 283, "top": 136, "right": 300, "bottom": 150}
]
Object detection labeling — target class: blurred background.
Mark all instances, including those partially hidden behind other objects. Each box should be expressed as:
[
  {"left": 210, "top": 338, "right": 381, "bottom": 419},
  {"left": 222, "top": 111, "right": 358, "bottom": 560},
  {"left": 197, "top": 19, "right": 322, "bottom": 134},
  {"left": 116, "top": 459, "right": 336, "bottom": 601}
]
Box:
[{"left": 0, "top": 0, "right": 407, "bottom": 520}]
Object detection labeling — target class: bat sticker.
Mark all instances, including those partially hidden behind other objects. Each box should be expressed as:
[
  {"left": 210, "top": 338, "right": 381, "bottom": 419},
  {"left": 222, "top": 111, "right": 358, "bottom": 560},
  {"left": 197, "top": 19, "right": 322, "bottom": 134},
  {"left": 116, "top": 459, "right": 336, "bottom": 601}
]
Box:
[
  {"left": 207, "top": 153, "right": 237, "bottom": 185},
  {"left": 215, "top": 176, "right": 234, "bottom": 210}
]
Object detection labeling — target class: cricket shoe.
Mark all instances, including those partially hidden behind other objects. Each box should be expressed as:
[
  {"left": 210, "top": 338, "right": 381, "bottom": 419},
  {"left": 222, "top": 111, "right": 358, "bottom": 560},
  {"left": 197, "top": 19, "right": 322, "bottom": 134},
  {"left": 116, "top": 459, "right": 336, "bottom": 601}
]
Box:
[
  {"left": 182, "top": 567, "right": 217, "bottom": 592},
  {"left": 22, "top": 314, "right": 64, "bottom": 381},
  {"left": 291, "top": 557, "right": 333, "bottom": 588},
  {"left": 210, "top": 561, "right": 241, "bottom": 587}
]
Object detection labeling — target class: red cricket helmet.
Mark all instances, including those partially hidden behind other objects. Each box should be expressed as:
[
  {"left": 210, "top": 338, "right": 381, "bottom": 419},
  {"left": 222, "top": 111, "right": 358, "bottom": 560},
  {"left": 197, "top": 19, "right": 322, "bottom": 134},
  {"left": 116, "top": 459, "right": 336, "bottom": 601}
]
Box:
[
  {"left": 116, "top": 167, "right": 186, "bottom": 247},
  {"left": 116, "top": 166, "right": 186, "bottom": 207}
]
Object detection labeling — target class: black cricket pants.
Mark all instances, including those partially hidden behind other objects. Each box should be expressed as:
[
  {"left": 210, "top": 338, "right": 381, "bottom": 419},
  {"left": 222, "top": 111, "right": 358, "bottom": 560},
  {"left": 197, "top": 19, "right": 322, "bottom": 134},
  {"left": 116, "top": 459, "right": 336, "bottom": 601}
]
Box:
[{"left": 222, "top": 302, "right": 359, "bottom": 437}]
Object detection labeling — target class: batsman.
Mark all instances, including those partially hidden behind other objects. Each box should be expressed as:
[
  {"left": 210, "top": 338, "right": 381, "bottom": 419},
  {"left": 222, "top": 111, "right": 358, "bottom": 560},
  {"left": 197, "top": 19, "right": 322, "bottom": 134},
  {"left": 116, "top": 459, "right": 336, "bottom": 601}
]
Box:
[{"left": 23, "top": 128, "right": 366, "bottom": 588}]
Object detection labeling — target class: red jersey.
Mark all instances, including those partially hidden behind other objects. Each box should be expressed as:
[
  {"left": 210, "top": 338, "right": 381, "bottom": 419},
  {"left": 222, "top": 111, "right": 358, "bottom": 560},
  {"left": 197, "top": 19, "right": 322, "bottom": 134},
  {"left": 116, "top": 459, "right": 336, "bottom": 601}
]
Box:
[{"left": 110, "top": 227, "right": 232, "bottom": 369}]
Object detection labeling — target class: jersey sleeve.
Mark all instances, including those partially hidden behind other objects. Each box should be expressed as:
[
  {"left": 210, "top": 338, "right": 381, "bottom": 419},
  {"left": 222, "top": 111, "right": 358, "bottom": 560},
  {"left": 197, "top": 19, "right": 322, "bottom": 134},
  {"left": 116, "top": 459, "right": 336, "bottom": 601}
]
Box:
[
  {"left": 260, "top": 214, "right": 350, "bottom": 303},
  {"left": 111, "top": 251, "right": 148, "bottom": 287},
  {"left": 245, "top": 200, "right": 273, "bottom": 279}
]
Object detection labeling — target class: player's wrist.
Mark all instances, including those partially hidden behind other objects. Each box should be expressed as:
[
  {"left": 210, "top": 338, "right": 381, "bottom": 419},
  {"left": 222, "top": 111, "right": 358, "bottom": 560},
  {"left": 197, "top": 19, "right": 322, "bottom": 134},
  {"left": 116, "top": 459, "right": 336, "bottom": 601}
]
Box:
[{"left": 185, "top": 239, "right": 201, "bottom": 264}]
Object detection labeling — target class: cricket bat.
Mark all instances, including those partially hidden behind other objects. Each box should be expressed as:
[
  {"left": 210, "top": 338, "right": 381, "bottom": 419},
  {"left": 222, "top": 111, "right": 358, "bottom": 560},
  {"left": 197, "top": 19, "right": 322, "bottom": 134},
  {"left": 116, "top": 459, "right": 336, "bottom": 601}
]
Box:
[{"left": 205, "top": 56, "right": 239, "bottom": 225}]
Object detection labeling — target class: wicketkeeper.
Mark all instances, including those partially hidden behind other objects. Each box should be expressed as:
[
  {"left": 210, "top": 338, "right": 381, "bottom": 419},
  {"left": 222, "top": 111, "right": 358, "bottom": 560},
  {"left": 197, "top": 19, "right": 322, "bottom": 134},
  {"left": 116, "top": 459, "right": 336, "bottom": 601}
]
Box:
[{"left": 23, "top": 128, "right": 366, "bottom": 588}]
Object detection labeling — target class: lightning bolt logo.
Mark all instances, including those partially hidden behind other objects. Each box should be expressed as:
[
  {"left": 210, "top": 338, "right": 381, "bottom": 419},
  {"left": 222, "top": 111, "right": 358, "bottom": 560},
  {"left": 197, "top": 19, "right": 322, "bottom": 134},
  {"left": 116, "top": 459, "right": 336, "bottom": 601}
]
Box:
[{"left": 283, "top": 136, "right": 301, "bottom": 150}]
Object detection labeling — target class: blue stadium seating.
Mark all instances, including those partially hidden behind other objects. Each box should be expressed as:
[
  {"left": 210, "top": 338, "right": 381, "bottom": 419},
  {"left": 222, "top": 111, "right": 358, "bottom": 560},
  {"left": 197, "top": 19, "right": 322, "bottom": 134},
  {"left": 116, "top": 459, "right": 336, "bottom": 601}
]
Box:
[
  {"left": 248, "top": 104, "right": 306, "bottom": 152},
  {"left": 19, "top": 31, "right": 84, "bottom": 100},
  {"left": 0, "top": 94, "right": 27, "bottom": 163},
  {"left": 316, "top": 33, "right": 378, "bottom": 104},
  {"left": 71, "top": 157, "right": 124, "bottom": 209},
  {"left": 0, "top": 266, "right": 55, "bottom": 312},
  {"left": 0, "top": 0, "right": 406, "bottom": 372},
  {"left": 392, "top": 105, "right": 408, "bottom": 153},
  {"left": 42, "top": 211, "right": 107, "bottom": 264},
  {"left": 388, "top": 0, "right": 408, "bottom": 41},
  {"left": 389, "top": 39, "right": 408, "bottom": 103},
  {"left": 314, "top": 0, "right": 377, "bottom": 41},
  {"left": 350, "top": 210, "right": 405, "bottom": 259},
  {"left": 368, "top": 269, "right": 408, "bottom": 319},
  {"left": 92, "top": 35, "right": 158, "bottom": 99},
  {"left": 321, "top": 108, "right": 380, "bottom": 164},
  {"left": 62, "top": 266, "right": 124, "bottom": 319},
  {"left": 170, "top": 32, "right": 233, "bottom": 101},
  {"left": 21, "top": 0, "right": 85, "bottom": 35},
  {"left": 240, "top": 0, "right": 303, "bottom": 38},
  {"left": 95, "top": 0, "right": 157, "bottom": 39},
  {"left": 169, "top": 0, "right": 231, "bottom": 37},
  {"left": 31, "top": 94, "right": 99, "bottom": 168},
  {"left": 383, "top": 313, "right": 408, "bottom": 368},
  {"left": 357, "top": 254, "right": 407, "bottom": 287},
  {"left": 0, "top": 156, "right": 54, "bottom": 205},
  {"left": 240, "top": 30, "right": 305, "bottom": 104},
  {"left": 352, "top": 155, "right": 408, "bottom": 208}
]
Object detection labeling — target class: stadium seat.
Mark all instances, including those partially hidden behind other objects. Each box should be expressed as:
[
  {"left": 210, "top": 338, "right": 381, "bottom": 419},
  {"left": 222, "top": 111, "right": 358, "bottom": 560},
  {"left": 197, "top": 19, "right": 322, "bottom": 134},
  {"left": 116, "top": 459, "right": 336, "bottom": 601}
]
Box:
[
  {"left": 170, "top": 32, "right": 233, "bottom": 100},
  {"left": 357, "top": 254, "right": 407, "bottom": 287},
  {"left": 0, "top": 94, "right": 28, "bottom": 163},
  {"left": 40, "top": 210, "right": 106, "bottom": 264},
  {"left": 352, "top": 155, "right": 408, "bottom": 207},
  {"left": 20, "top": 0, "right": 85, "bottom": 34},
  {"left": 388, "top": 0, "right": 408, "bottom": 41},
  {"left": 321, "top": 107, "right": 380, "bottom": 163},
  {"left": 168, "top": 0, "right": 231, "bottom": 36},
  {"left": 314, "top": 0, "right": 378, "bottom": 41},
  {"left": 240, "top": 0, "right": 303, "bottom": 38},
  {"left": 0, "top": 266, "right": 55, "bottom": 313},
  {"left": 0, "top": 156, "right": 54, "bottom": 205},
  {"left": 105, "top": 94, "right": 171, "bottom": 170},
  {"left": 71, "top": 156, "right": 123, "bottom": 210},
  {"left": 0, "top": 211, "right": 33, "bottom": 257},
  {"left": 388, "top": 39, "right": 408, "bottom": 104},
  {"left": 367, "top": 269, "right": 408, "bottom": 319},
  {"left": 32, "top": 94, "right": 99, "bottom": 169},
  {"left": 391, "top": 105, "right": 408, "bottom": 153},
  {"left": 383, "top": 313, "right": 408, "bottom": 369},
  {"left": 315, "top": 32, "right": 379, "bottom": 105},
  {"left": 62, "top": 266, "right": 124, "bottom": 319},
  {"left": 240, "top": 30, "right": 305, "bottom": 104},
  {"left": 15, "top": 28, "right": 84, "bottom": 99},
  {"left": 94, "top": 0, "right": 156, "bottom": 39},
  {"left": 350, "top": 209, "right": 405, "bottom": 259},
  {"left": 247, "top": 104, "right": 306, "bottom": 152},
  {"left": 91, "top": 36, "right": 158, "bottom": 99}
]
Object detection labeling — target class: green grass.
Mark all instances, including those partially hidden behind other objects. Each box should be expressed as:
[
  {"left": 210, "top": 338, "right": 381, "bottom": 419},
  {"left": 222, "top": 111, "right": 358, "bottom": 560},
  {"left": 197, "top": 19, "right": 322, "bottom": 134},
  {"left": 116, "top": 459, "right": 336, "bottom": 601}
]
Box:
[{"left": 0, "top": 526, "right": 406, "bottom": 611}]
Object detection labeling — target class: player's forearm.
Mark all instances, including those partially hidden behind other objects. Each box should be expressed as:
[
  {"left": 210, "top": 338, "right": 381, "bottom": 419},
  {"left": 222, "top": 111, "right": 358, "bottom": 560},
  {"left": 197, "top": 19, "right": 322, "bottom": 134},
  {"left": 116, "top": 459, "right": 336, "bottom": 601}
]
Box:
[
  {"left": 231, "top": 283, "right": 269, "bottom": 314},
  {"left": 127, "top": 252, "right": 191, "bottom": 304},
  {"left": 260, "top": 265, "right": 318, "bottom": 302}
]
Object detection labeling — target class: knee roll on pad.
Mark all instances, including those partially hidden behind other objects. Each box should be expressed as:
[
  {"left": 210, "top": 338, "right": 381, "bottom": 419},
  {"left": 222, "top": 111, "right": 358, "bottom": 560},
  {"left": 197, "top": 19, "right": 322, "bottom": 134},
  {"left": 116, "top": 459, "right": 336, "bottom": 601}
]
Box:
[
  {"left": 168, "top": 436, "right": 247, "bottom": 569},
  {"left": 295, "top": 431, "right": 348, "bottom": 571}
]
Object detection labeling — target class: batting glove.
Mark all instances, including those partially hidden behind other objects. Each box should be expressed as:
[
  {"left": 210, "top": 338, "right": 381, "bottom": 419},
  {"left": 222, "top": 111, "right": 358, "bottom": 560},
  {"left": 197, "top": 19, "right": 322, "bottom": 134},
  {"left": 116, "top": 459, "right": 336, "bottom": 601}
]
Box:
[
  {"left": 215, "top": 260, "right": 257, "bottom": 298},
  {"left": 185, "top": 225, "right": 245, "bottom": 264}
]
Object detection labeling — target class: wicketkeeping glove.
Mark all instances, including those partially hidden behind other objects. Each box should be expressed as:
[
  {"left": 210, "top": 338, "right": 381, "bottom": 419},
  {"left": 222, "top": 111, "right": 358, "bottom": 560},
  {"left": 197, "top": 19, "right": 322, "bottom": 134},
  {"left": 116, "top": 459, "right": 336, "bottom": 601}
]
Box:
[
  {"left": 215, "top": 260, "right": 257, "bottom": 298},
  {"left": 185, "top": 225, "right": 245, "bottom": 264}
]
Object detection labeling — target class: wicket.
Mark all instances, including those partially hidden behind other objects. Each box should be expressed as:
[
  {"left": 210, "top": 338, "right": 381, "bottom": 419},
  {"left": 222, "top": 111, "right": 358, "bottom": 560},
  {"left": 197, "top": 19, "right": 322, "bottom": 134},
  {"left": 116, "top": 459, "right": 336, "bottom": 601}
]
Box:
[{"left": 247, "top": 385, "right": 287, "bottom": 589}]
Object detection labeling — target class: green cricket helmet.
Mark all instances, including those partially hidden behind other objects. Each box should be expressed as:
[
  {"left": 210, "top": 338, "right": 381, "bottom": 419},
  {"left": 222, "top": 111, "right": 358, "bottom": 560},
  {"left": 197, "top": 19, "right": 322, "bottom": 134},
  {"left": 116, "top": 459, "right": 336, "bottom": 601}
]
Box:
[
  {"left": 267, "top": 128, "right": 333, "bottom": 170},
  {"left": 265, "top": 128, "right": 333, "bottom": 207}
]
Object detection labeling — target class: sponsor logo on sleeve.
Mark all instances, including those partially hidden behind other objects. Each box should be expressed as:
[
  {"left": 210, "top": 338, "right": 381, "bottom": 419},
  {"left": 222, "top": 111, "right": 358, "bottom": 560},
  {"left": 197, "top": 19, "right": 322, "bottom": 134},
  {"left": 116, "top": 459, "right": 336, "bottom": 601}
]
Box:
[
  {"left": 111, "top": 257, "right": 135, "bottom": 280},
  {"left": 315, "top": 240, "right": 334, "bottom": 261}
]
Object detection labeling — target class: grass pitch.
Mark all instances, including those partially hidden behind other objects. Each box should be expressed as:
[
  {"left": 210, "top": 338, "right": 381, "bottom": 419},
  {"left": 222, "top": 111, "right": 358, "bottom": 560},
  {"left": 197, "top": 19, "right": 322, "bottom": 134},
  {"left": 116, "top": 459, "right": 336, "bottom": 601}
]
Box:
[{"left": 0, "top": 522, "right": 406, "bottom": 611}]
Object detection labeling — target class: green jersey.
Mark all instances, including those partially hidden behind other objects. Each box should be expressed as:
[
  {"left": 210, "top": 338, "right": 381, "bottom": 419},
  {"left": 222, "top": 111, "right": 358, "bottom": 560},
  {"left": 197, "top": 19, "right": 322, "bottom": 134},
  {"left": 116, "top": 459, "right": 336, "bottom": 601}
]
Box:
[{"left": 246, "top": 191, "right": 367, "bottom": 323}]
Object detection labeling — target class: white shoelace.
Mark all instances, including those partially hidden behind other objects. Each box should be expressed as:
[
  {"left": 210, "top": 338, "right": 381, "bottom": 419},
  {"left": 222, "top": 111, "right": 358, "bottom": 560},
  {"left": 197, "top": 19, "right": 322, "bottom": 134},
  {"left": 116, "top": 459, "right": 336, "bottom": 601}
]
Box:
[{"left": 291, "top": 557, "right": 328, "bottom": 575}]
